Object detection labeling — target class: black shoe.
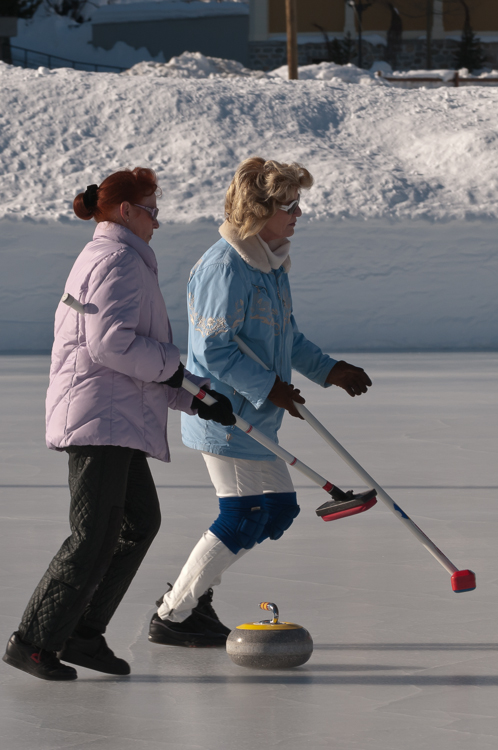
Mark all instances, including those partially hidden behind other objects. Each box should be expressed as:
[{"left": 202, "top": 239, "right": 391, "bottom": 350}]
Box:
[
  {"left": 148, "top": 611, "right": 228, "bottom": 647},
  {"left": 155, "top": 583, "right": 173, "bottom": 609},
  {"left": 57, "top": 634, "right": 130, "bottom": 676},
  {"left": 2, "top": 632, "right": 77, "bottom": 681},
  {"left": 195, "top": 588, "right": 231, "bottom": 636},
  {"left": 155, "top": 585, "right": 231, "bottom": 637}
]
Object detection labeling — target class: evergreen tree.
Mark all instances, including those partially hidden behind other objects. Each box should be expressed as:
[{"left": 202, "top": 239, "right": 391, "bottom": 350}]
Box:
[
  {"left": 453, "top": 0, "right": 486, "bottom": 72},
  {"left": 454, "top": 25, "right": 486, "bottom": 72},
  {"left": 313, "top": 25, "right": 353, "bottom": 66},
  {"left": 341, "top": 32, "right": 354, "bottom": 64},
  {"left": 329, "top": 37, "right": 345, "bottom": 65}
]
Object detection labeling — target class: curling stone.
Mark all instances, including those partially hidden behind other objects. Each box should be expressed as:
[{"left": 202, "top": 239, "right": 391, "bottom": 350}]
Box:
[{"left": 226, "top": 602, "right": 313, "bottom": 669}]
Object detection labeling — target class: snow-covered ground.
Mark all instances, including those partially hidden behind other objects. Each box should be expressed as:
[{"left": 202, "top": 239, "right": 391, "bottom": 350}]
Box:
[
  {"left": 4, "top": 61, "right": 498, "bottom": 223},
  {"left": 2, "top": 60, "right": 498, "bottom": 352},
  {"left": 0, "top": 353, "right": 497, "bottom": 749}
]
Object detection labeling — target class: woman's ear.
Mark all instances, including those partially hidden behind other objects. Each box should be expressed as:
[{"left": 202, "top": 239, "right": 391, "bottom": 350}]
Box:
[{"left": 120, "top": 201, "right": 131, "bottom": 223}]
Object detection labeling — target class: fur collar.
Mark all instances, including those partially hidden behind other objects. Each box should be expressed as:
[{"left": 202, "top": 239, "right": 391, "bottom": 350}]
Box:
[{"left": 219, "top": 221, "right": 291, "bottom": 274}]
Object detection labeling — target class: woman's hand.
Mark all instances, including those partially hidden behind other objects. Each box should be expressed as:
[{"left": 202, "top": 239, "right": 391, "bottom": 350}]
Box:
[
  {"left": 326, "top": 361, "right": 372, "bottom": 397},
  {"left": 267, "top": 376, "right": 305, "bottom": 419},
  {"left": 192, "top": 389, "right": 236, "bottom": 426},
  {"left": 162, "top": 362, "right": 185, "bottom": 388}
]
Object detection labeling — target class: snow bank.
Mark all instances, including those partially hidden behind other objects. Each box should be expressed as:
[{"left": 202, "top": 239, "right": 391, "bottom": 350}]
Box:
[
  {"left": 125, "top": 52, "right": 265, "bottom": 79},
  {"left": 2, "top": 61, "right": 498, "bottom": 222},
  {"left": 376, "top": 67, "right": 498, "bottom": 89},
  {"left": 1, "top": 217, "right": 497, "bottom": 353},
  {"left": 2, "top": 55, "right": 498, "bottom": 353},
  {"left": 269, "top": 62, "right": 382, "bottom": 85}
]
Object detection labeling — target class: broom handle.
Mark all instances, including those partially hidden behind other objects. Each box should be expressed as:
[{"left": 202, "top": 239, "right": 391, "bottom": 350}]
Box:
[
  {"left": 181, "top": 378, "right": 338, "bottom": 494},
  {"left": 233, "top": 334, "right": 459, "bottom": 575}
]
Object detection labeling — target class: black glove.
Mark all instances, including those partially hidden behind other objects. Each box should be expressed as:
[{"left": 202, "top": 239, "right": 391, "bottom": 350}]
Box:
[
  {"left": 192, "top": 388, "right": 236, "bottom": 426},
  {"left": 162, "top": 362, "right": 185, "bottom": 388}
]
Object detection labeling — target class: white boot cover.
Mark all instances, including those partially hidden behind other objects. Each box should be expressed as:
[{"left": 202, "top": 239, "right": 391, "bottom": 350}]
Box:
[{"left": 157, "top": 530, "right": 248, "bottom": 623}]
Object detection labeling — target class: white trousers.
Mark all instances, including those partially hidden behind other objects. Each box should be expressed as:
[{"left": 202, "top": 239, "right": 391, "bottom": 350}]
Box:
[
  {"left": 202, "top": 453, "right": 294, "bottom": 497},
  {"left": 157, "top": 455, "right": 294, "bottom": 622}
]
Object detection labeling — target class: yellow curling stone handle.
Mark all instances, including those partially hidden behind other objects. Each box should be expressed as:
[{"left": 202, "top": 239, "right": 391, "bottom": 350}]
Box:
[
  {"left": 235, "top": 601, "right": 304, "bottom": 629},
  {"left": 236, "top": 622, "right": 303, "bottom": 630}
]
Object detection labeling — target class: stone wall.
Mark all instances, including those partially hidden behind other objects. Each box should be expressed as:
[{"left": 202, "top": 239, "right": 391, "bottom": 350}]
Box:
[{"left": 248, "top": 38, "right": 498, "bottom": 72}]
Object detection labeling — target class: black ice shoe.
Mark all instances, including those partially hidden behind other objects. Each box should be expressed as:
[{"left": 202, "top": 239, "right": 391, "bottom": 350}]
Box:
[
  {"left": 148, "top": 611, "right": 228, "bottom": 647},
  {"left": 155, "top": 585, "right": 231, "bottom": 637},
  {"left": 2, "top": 632, "right": 77, "bottom": 681},
  {"left": 195, "top": 588, "right": 231, "bottom": 636},
  {"left": 57, "top": 634, "right": 130, "bottom": 676}
]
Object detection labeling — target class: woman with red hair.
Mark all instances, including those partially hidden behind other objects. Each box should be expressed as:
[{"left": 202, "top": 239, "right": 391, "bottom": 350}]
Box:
[{"left": 3, "top": 168, "right": 234, "bottom": 681}]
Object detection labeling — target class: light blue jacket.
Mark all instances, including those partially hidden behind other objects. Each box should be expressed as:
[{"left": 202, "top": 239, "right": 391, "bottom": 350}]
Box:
[{"left": 181, "top": 222, "right": 336, "bottom": 460}]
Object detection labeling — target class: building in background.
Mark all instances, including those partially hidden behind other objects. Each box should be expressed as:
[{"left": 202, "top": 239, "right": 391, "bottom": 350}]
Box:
[{"left": 249, "top": 0, "right": 498, "bottom": 70}]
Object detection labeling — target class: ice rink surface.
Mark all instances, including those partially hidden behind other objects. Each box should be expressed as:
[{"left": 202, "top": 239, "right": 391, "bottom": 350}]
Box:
[{"left": 0, "top": 353, "right": 497, "bottom": 750}]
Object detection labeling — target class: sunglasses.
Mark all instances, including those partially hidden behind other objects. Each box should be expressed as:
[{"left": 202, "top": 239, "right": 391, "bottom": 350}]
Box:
[
  {"left": 278, "top": 195, "right": 300, "bottom": 215},
  {"left": 134, "top": 204, "right": 159, "bottom": 220}
]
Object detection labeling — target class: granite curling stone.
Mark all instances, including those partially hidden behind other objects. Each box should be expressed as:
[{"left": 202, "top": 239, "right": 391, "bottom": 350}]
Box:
[{"left": 226, "top": 602, "right": 313, "bottom": 669}]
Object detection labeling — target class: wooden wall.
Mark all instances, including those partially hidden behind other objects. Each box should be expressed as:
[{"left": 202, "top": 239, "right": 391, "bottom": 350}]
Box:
[
  {"left": 268, "top": 0, "right": 344, "bottom": 34},
  {"left": 268, "top": 0, "right": 498, "bottom": 34}
]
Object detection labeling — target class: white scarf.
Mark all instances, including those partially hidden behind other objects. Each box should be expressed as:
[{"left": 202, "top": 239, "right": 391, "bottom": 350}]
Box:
[
  {"left": 256, "top": 235, "right": 291, "bottom": 270},
  {"left": 218, "top": 220, "right": 291, "bottom": 273}
]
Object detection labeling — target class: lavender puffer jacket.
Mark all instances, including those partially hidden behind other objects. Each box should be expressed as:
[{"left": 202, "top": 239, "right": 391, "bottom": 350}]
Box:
[{"left": 46, "top": 221, "right": 203, "bottom": 462}]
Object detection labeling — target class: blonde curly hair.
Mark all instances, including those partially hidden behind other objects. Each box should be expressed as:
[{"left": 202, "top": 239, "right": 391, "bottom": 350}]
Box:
[{"left": 225, "top": 157, "right": 314, "bottom": 239}]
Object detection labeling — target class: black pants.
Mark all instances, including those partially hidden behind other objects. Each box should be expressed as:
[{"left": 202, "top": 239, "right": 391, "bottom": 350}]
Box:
[{"left": 18, "top": 446, "right": 161, "bottom": 651}]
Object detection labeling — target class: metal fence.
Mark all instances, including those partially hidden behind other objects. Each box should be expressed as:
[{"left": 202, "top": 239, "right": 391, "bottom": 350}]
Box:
[{"left": 5, "top": 44, "right": 125, "bottom": 73}]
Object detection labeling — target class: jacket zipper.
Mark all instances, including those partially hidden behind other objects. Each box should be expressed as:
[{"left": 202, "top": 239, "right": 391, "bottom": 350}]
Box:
[{"left": 274, "top": 270, "right": 285, "bottom": 377}]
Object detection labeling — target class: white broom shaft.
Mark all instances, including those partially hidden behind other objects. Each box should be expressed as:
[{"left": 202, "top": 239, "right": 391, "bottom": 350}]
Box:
[
  {"left": 61, "top": 292, "right": 86, "bottom": 315},
  {"left": 234, "top": 335, "right": 458, "bottom": 575},
  {"left": 181, "top": 379, "right": 331, "bottom": 489},
  {"left": 297, "top": 403, "right": 457, "bottom": 574}
]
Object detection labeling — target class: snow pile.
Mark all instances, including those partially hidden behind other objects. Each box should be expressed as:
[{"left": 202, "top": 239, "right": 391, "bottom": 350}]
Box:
[
  {"left": 125, "top": 52, "right": 265, "bottom": 79},
  {"left": 269, "top": 62, "right": 383, "bottom": 86},
  {"left": 2, "top": 55, "right": 498, "bottom": 351},
  {"left": 125, "top": 57, "right": 377, "bottom": 82},
  {"left": 2, "top": 61, "right": 498, "bottom": 223},
  {"left": 376, "top": 67, "right": 498, "bottom": 88},
  {"left": 386, "top": 69, "right": 461, "bottom": 81},
  {"left": 383, "top": 67, "right": 498, "bottom": 80}
]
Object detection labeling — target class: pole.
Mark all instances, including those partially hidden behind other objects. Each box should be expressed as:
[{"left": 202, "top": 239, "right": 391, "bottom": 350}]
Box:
[
  {"left": 357, "top": 5, "right": 363, "bottom": 68},
  {"left": 285, "top": 0, "right": 298, "bottom": 80},
  {"left": 180, "top": 378, "right": 342, "bottom": 494},
  {"left": 233, "top": 335, "right": 477, "bottom": 587},
  {"left": 426, "top": 0, "right": 434, "bottom": 69}
]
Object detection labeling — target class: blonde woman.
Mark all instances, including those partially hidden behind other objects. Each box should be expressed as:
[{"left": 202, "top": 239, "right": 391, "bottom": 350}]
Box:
[{"left": 149, "top": 158, "right": 372, "bottom": 647}]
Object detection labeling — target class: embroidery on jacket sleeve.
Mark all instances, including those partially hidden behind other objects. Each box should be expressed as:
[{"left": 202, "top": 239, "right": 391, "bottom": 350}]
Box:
[
  {"left": 229, "top": 299, "right": 245, "bottom": 330},
  {"left": 189, "top": 294, "right": 229, "bottom": 338},
  {"left": 189, "top": 293, "right": 245, "bottom": 338},
  {"left": 249, "top": 287, "right": 279, "bottom": 332}
]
